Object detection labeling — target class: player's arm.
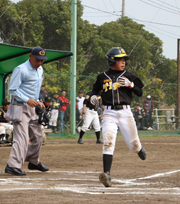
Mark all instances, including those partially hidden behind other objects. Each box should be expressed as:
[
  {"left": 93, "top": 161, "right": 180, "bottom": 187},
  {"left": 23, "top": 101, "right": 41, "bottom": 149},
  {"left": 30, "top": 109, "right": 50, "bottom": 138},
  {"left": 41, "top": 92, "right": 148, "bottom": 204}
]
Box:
[{"left": 91, "top": 75, "right": 103, "bottom": 95}]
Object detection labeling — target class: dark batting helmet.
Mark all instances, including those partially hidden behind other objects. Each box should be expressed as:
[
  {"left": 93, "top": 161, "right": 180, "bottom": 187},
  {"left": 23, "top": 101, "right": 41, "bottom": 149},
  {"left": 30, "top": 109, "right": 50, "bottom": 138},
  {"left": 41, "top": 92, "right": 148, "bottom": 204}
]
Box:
[{"left": 106, "top": 47, "right": 129, "bottom": 66}]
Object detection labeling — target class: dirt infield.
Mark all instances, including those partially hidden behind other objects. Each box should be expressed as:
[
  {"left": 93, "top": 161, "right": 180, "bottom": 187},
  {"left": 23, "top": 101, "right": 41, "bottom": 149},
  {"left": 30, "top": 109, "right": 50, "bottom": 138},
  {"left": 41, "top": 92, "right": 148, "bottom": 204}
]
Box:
[{"left": 0, "top": 136, "right": 180, "bottom": 204}]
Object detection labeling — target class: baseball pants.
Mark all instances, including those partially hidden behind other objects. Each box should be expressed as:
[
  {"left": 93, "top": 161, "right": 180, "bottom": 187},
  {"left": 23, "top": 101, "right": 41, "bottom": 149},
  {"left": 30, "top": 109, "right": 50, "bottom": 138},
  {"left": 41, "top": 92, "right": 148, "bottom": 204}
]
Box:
[
  {"left": 0, "top": 123, "right": 13, "bottom": 135},
  {"left": 81, "top": 107, "right": 100, "bottom": 132},
  {"left": 102, "top": 105, "right": 142, "bottom": 155},
  {"left": 49, "top": 109, "right": 59, "bottom": 126},
  {"left": 7, "top": 103, "right": 43, "bottom": 169}
]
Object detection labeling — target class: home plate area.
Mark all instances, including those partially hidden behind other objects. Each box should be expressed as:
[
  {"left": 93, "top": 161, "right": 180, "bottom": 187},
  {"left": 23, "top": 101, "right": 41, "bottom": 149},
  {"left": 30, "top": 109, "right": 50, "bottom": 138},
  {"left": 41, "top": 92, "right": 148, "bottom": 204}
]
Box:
[{"left": 1, "top": 170, "right": 180, "bottom": 195}]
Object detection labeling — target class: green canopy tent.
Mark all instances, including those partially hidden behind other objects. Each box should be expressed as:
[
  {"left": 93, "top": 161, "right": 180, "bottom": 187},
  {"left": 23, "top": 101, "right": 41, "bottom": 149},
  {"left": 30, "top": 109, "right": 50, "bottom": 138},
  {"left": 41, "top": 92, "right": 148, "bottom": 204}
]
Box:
[{"left": 0, "top": 43, "right": 73, "bottom": 105}]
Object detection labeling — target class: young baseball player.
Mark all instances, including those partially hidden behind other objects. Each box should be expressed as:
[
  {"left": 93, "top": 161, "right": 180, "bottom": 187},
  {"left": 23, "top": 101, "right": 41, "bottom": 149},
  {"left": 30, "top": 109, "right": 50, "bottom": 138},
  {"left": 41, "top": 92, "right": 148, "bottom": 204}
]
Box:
[
  {"left": 77, "top": 91, "right": 103, "bottom": 144},
  {"left": 49, "top": 92, "right": 60, "bottom": 133},
  {"left": 91, "top": 47, "right": 146, "bottom": 187}
]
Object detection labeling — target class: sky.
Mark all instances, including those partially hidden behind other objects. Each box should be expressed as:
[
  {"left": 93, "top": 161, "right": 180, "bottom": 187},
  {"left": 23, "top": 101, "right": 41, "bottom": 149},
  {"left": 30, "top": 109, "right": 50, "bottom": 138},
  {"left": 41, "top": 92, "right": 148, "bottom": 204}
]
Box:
[{"left": 11, "top": 0, "right": 180, "bottom": 60}]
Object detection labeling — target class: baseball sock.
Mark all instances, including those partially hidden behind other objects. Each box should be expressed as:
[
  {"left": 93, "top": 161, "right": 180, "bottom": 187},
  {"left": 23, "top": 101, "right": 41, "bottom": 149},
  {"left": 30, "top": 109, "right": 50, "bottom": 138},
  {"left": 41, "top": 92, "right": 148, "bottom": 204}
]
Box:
[
  {"left": 79, "top": 130, "right": 85, "bottom": 139},
  {"left": 95, "top": 131, "right": 100, "bottom": 140},
  {"left": 103, "top": 154, "right": 113, "bottom": 174}
]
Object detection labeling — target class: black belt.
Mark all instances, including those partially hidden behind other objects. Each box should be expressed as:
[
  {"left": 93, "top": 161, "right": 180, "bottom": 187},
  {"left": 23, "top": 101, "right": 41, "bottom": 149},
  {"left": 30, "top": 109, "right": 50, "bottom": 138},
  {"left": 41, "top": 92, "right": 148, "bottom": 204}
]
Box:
[
  {"left": 109, "top": 105, "right": 128, "bottom": 110},
  {"left": 88, "top": 107, "right": 96, "bottom": 111}
]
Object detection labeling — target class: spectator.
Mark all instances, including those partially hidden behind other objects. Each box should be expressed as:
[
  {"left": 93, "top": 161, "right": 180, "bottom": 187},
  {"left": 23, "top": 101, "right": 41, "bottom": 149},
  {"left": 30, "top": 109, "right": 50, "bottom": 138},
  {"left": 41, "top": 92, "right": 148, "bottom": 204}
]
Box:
[
  {"left": 133, "top": 102, "right": 144, "bottom": 130},
  {"left": 143, "top": 94, "right": 154, "bottom": 129},
  {"left": 141, "top": 103, "right": 153, "bottom": 130},
  {"left": 40, "top": 84, "right": 49, "bottom": 99},
  {"left": 0, "top": 100, "right": 13, "bottom": 143},
  {"left": 59, "top": 90, "right": 69, "bottom": 131},
  {"left": 49, "top": 92, "right": 60, "bottom": 134}
]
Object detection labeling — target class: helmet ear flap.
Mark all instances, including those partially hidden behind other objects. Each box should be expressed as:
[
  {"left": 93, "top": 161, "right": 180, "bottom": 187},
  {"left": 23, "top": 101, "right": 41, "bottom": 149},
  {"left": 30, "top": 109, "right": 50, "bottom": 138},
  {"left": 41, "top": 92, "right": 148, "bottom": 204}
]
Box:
[{"left": 107, "top": 58, "right": 116, "bottom": 67}]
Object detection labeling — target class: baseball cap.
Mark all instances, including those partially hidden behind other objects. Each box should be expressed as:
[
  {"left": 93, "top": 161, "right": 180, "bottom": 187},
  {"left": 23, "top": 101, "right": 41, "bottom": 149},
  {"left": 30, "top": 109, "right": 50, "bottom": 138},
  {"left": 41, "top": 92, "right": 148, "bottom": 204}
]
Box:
[
  {"left": 144, "top": 103, "right": 149, "bottom": 107},
  {"left": 44, "top": 96, "right": 51, "bottom": 102},
  {"left": 78, "top": 90, "right": 83, "bottom": 94},
  {"left": 2, "top": 100, "right": 10, "bottom": 106},
  {"left": 53, "top": 91, "right": 59, "bottom": 95},
  {"left": 135, "top": 102, "right": 140, "bottom": 106},
  {"left": 31, "top": 47, "right": 48, "bottom": 60}
]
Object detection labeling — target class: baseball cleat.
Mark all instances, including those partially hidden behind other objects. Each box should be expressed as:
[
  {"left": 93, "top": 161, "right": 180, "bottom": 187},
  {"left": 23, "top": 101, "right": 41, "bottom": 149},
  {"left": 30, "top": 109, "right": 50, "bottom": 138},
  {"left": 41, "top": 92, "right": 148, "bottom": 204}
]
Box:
[
  {"left": 99, "top": 172, "right": 112, "bottom": 187},
  {"left": 77, "top": 139, "right": 83, "bottom": 144},
  {"left": 138, "top": 146, "right": 147, "bottom": 160},
  {"left": 96, "top": 139, "right": 103, "bottom": 144}
]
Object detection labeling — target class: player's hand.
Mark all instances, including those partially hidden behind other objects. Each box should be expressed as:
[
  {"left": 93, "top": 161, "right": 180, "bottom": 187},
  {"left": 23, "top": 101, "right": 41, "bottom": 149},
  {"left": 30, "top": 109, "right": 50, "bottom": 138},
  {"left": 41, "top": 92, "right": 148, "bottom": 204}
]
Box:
[
  {"left": 118, "top": 76, "right": 134, "bottom": 89},
  {"left": 27, "top": 99, "right": 38, "bottom": 107},
  {"left": 90, "top": 95, "right": 99, "bottom": 105}
]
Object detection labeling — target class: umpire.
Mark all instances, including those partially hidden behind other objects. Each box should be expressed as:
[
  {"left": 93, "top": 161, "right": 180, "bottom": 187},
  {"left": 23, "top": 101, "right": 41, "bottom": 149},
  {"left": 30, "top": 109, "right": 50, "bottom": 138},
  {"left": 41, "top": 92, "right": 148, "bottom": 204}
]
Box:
[{"left": 5, "top": 47, "right": 49, "bottom": 176}]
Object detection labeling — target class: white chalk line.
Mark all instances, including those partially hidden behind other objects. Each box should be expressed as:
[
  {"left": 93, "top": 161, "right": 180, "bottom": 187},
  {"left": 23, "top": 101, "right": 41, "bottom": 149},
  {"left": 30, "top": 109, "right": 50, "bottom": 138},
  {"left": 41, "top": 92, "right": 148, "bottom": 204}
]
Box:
[{"left": 0, "top": 169, "right": 180, "bottom": 195}]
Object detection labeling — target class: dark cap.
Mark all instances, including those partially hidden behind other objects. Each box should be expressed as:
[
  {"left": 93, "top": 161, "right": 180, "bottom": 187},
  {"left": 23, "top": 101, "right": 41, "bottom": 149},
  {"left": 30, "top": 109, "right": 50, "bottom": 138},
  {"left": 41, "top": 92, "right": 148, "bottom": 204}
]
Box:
[
  {"left": 144, "top": 103, "right": 149, "bottom": 107},
  {"left": 76, "top": 99, "right": 79, "bottom": 102},
  {"left": 135, "top": 102, "right": 140, "bottom": 106},
  {"left": 41, "top": 84, "right": 45, "bottom": 87},
  {"left": 31, "top": 47, "right": 48, "bottom": 60},
  {"left": 2, "top": 100, "right": 10, "bottom": 106},
  {"left": 78, "top": 90, "right": 83, "bottom": 94},
  {"left": 53, "top": 91, "right": 59, "bottom": 95},
  {"left": 44, "top": 96, "right": 51, "bottom": 102}
]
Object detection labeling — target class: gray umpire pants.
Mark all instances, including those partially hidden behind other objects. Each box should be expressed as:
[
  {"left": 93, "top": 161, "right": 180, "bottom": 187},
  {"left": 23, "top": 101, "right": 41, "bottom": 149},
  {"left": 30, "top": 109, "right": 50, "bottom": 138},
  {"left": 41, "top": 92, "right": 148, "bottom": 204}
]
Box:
[{"left": 7, "top": 103, "right": 43, "bottom": 169}]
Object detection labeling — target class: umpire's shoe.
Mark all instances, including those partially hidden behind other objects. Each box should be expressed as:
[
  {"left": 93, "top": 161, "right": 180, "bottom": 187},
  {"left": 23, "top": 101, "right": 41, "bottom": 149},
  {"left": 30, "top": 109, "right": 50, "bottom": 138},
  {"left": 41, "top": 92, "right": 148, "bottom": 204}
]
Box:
[
  {"left": 78, "top": 139, "right": 83, "bottom": 144},
  {"left": 28, "top": 162, "right": 49, "bottom": 172},
  {"left": 5, "top": 164, "right": 27, "bottom": 176},
  {"left": 138, "top": 146, "right": 147, "bottom": 160},
  {"left": 99, "top": 172, "right": 112, "bottom": 187},
  {"left": 96, "top": 139, "right": 103, "bottom": 144}
]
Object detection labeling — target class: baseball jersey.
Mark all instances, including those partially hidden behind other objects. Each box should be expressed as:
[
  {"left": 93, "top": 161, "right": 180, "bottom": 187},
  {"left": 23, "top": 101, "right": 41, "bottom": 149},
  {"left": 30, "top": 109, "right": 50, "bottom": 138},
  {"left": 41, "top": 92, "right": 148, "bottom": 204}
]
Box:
[
  {"left": 92, "top": 68, "right": 144, "bottom": 106},
  {"left": 76, "top": 96, "right": 85, "bottom": 110},
  {"left": 52, "top": 98, "right": 61, "bottom": 110},
  {"left": 84, "top": 91, "right": 101, "bottom": 111}
]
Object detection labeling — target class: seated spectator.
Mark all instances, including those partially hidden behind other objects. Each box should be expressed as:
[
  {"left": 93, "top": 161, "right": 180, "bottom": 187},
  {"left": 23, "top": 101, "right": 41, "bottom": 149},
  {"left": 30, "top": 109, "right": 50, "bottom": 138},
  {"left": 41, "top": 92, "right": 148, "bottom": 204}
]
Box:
[
  {"left": 0, "top": 100, "right": 13, "bottom": 143},
  {"left": 141, "top": 103, "right": 153, "bottom": 130}
]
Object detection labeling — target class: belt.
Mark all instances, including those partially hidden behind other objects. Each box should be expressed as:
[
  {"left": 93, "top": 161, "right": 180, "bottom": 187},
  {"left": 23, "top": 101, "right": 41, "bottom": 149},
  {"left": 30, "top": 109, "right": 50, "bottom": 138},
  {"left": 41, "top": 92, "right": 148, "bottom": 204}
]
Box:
[
  {"left": 107, "top": 105, "right": 128, "bottom": 110},
  {"left": 87, "top": 107, "right": 95, "bottom": 111}
]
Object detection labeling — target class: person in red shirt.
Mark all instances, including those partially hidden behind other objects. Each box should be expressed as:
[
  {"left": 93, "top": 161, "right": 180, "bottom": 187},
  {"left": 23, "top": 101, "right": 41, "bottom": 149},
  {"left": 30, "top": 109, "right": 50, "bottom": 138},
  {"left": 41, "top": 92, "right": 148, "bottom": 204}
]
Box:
[{"left": 59, "top": 90, "right": 69, "bottom": 131}]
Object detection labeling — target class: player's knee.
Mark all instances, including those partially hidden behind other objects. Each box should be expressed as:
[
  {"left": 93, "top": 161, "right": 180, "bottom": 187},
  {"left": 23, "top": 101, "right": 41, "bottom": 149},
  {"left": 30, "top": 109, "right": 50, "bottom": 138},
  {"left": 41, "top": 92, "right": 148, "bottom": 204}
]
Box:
[
  {"left": 129, "top": 139, "right": 141, "bottom": 153},
  {"left": 103, "top": 131, "right": 114, "bottom": 152}
]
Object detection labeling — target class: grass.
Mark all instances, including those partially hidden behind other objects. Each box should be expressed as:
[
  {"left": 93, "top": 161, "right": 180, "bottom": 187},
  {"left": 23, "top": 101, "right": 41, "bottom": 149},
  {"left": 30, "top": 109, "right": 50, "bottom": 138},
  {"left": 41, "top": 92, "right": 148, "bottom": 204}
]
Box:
[{"left": 46, "top": 129, "right": 180, "bottom": 140}]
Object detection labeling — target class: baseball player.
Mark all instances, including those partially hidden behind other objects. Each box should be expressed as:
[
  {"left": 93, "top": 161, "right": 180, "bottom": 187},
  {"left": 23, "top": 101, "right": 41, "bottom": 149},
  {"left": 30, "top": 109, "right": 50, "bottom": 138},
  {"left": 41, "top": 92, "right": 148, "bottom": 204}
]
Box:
[
  {"left": 91, "top": 47, "right": 146, "bottom": 187},
  {"left": 77, "top": 91, "right": 103, "bottom": 144},
  {"left": 49, "top": 92, "right": 60, "bottom": 133},
  {"left": 0, "top": 100, "right": 13, "bottom": 143}
]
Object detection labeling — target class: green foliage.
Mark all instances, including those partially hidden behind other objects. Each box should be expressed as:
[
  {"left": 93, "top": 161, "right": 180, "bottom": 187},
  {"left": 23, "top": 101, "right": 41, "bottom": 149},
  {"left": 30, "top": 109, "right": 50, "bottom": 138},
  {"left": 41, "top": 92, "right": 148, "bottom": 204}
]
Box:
[{"left": 1, "top": 0, "right": 177, "bottom": 108}]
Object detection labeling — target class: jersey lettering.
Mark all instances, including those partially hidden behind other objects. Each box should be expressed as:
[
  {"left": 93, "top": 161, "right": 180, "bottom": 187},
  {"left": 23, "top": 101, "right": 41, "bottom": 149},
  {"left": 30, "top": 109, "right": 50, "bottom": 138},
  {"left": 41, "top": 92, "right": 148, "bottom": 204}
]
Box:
[{"left": 103, "top": 82, "right": 120, "bottom": 92}]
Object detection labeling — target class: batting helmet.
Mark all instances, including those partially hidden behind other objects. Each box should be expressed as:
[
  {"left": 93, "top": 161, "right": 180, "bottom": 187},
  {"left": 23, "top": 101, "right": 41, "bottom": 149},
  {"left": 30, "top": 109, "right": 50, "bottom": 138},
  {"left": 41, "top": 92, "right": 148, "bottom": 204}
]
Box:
[{"left": 106, "top": 47, "right": 129, "bottom": 67}]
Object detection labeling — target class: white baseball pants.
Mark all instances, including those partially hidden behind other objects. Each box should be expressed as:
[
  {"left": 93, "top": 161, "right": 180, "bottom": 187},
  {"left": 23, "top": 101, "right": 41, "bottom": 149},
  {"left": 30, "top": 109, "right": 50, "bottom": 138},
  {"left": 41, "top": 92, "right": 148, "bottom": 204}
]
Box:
[
  {"left": 81, "top": 107, "right": 100, "bottom": 132},
  {"left": 102, "top": 105, "right": 142, "bottom": 155}
]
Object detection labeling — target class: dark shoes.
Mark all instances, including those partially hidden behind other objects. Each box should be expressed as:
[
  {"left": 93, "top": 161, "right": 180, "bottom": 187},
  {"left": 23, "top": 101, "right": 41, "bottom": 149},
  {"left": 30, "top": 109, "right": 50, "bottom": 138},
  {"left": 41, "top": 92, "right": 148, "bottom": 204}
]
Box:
[
  {"left": 99, "top": 172, "right": 112, "bottom": 187},
  {"left": 28, "top": 162, "right": 49, "bottom": 172},
  {"left": 78, "top": 139, "right": 83, "bottom": 144},
  {"left": 96, "top": 139, "right": 103, "bottom": 144},
  {"left": 138, "top": 146, "right": 147, "bottom": 160},
  {"left": 5, "top": 164, "right": 26, "bottom": 176}
]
